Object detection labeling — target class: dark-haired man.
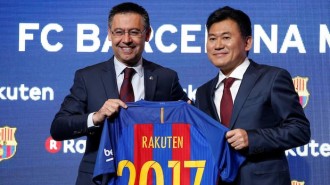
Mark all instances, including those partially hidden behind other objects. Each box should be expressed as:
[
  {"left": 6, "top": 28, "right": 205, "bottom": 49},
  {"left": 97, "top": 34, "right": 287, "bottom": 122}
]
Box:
[
  {"left": 195, "top": 6, "right": 310, "bottom": 185},
  {"left": 51, "top": 2, "right": 188, "bottom": 185}
]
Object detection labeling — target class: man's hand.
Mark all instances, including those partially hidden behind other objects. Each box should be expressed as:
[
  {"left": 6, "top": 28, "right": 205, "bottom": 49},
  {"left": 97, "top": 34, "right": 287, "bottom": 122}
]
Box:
[
  {"left": 92, "top": 99, "right": 127, "bottom": 126},
  {"left": 226, "top": 128, "right": 249, "bottom": 150}
]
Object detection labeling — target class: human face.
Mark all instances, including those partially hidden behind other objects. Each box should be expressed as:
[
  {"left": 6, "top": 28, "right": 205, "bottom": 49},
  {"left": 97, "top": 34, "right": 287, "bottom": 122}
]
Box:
[
  {"left": 108, "top": 13, "right": 150, "bottom": 66},
  {"left": 207, "top": 19, "right": 252, "bottom": 76}
]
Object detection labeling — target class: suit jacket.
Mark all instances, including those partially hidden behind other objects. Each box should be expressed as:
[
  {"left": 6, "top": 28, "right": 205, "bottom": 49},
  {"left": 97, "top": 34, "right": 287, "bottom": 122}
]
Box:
[
  {"left": 195, "top": 60, "right": 310, "bottom": 185},
  {"left": 50, "top": 57, "right": 188, "bottom": 185}
]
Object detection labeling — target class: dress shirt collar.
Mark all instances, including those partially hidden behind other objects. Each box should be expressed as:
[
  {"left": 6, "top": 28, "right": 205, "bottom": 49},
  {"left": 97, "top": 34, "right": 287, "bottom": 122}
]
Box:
[
  {"left": 114, "top": 57, "right": 143, "bottom": 77},
  {"left": 216, "top": 57, "right": 250, "bottom": 89}
]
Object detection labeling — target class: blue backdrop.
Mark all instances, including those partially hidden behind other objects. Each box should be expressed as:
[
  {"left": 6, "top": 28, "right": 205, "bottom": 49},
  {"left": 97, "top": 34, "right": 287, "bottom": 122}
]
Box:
[{"left": 0, "top": 0, "right": 329, "bottom": 184}]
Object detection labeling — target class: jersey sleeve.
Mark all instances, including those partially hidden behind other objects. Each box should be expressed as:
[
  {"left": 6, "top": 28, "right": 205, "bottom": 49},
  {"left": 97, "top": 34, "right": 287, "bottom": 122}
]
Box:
[
  {"left": 218, "top": 138, "right": 245, "bottom": 182},
  {"left": 188, "top": 103, "right": 245, "bottom": 182},
  {"left": 93, "top": 119, "right": 116, "bottom": 184}
]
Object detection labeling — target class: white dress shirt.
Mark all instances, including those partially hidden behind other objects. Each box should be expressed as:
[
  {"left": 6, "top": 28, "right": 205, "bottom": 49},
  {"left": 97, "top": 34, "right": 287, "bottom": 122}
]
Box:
[
  {"left": 214, "top": 58, "right": 250, "bottom": 121},
  {"left": 87, "top": 57, "right": 145, "bottom": 127}
]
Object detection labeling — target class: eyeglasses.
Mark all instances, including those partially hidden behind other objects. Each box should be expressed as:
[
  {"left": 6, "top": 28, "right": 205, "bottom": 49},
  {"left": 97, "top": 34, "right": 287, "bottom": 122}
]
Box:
[{"left": 111, "top": 29, "right": 146, "bottom": 38}]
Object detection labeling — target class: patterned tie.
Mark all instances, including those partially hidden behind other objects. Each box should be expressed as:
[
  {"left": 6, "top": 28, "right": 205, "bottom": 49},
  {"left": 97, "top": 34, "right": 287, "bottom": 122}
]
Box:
[
  {"left": 119, "top": 67, "right": 135, "bottom": 102},
  {"left": 220, "top": 77, "right": 236, "bottom": 127}
]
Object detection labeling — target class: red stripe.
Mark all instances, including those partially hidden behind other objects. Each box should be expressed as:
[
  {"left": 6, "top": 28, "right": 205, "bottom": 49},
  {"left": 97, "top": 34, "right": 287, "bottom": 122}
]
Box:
[
  {"left": 7, "top": 145, "right": 12, "bottom": 157},
  {"left": 134, "top": 124, "right": 153, "bottom": 185},
  {"left": 0, "top": 145, "right": 2, "bottom": 159},
  {"left": 172, "top": 123, "right": 191, "bottom": 185},
  {"left": 299, "top": 96, "right": 303, "bottom": 106}
]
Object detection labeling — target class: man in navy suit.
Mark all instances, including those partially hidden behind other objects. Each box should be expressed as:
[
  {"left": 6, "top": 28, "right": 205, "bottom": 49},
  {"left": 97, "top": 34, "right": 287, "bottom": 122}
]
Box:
[
  {"left": 195, "top": 6, "right": 310, "bottom": 185},
  {"left": 50, "top": 2, "right": 188, "bottom": 185}
]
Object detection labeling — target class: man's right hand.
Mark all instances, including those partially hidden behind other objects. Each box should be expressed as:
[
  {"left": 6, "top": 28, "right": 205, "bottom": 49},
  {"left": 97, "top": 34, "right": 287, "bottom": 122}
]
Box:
[{"left": 92, "top": 99, "right": 127, "bottom": 126}]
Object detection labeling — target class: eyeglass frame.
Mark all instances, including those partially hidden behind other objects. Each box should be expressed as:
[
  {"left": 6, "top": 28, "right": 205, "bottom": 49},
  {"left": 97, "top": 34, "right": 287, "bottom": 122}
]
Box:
[{"left": 110, "top": 28, "right": 147, "bottom": 38}]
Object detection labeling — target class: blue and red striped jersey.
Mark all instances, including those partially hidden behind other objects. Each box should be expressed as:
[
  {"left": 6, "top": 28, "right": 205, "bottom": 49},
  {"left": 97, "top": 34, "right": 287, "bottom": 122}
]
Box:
[{"left": 93, "top": 100, "right": 245, "bottom": 185}]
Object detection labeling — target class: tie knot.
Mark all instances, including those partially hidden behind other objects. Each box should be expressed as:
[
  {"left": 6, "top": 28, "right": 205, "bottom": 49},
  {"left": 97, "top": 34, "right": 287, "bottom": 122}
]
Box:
[
  {"left": 123, "top": 67, "right": 136, "bottom": 79},
  {"left": 223, "top": 77, "right": 235, "bottom": 88}
]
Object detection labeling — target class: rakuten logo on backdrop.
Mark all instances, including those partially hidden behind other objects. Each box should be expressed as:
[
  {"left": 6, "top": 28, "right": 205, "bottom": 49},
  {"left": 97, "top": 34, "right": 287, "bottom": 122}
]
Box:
[
  {"left": 0, "top": 84, "right": 54, "bottom": 101},
  {"left": 45, "top": 136, "right": 85, "bottom": 154},
  {"left": 286, "top": 139, "right": 330, "bottom": 157},
  {"left": 45, "top": 136, "right": 330, "bottom": 158}
]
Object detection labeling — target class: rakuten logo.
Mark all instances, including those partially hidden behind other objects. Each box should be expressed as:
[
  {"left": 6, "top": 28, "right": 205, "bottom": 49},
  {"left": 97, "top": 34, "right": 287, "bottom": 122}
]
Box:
[
  {"left": 45, "top": 136, "right": 85, "bottom": 154},
  {"left": 286, "top": 139, "right": 330, "bottom": 157},
  {"left": 0, "top": 84, "right": 54, "bottom": 101}
]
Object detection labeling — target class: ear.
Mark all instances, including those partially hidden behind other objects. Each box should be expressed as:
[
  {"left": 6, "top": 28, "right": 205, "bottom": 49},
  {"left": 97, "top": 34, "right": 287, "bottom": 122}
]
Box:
[
  {"left": 107, "top": 28, "right": 112, "bottom": 41},
  {"left": 245, "top": 36, "right": 252, "bottom": 51},
  {"left": 145, "top": 27, "right": 152, "bottom": 42}
]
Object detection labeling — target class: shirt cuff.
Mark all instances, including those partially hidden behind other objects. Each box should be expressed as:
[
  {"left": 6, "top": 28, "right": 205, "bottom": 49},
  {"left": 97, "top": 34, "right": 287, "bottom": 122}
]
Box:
[{"left": 87, "top": 112, "right": 98, "bottom": 128}]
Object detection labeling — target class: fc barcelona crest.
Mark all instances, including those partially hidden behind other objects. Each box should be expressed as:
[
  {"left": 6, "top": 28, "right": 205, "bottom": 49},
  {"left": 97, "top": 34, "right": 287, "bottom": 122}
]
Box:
[
  {"left": 0, "top": 126, "right": 17, "bottom": 162},
  {"left": 292, "top": 76, "right": 310, "bottom": 108}
]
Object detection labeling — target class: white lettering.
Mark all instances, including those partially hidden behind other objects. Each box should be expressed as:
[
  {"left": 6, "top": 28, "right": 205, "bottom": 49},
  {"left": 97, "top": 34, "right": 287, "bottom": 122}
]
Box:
[
  {"left": 279, "top": 25, "right": 306, "bottom": 53},
  {"left": 41, "top": 23, "right": 63, "bottom": 52},
  {"left": 181, "top": 24, "right": 201, "bottom": 53},
  {"left": 144, "top": 27, "right": 154, "bottom": 53},
  {"left": 29, "top": 87, "right": 41, "bottom": 101},
  {"left": 309, "top": 139, "right": 319, "bottom": 157},
  {"left": 286, "top": 140, "right": 330, "bottom": 157},
  {"left": 183, "top": 84, "right": 197, "bottom": 101},
  {"left": 320, "top": 24, "right": 330, "bottom": 53},
  {"left": 296, "top": 144, "right": 308, "bottom": 156},
  {"left": 19, "top": 84, "right": 29, "bottom": 101},
  {"left": 77, "top": 24, "right": 100, "bottom": 52},
  {"left": 18, "top": 22, "right": 325, "bottom": 54},
  {"left": 50, "top": 140, "right": 58, "bottom": 150},
  {"left": 0, "top": 84, "right": 54, "bottom": 101},
  {"left": 101, "top": 35, "right": 112, "bottom": 52},
  {"left": 155, "top": 24, "right": 177, "bottom": 53},
  {"left": 75, "top": 140, "right": 86, "bottom": 153},
  {"left": 63, "top": 140, "right": 75, "bottom": 153},
  {"left": 63, "top": 139, "right": 86, "bottom": 154},
  {"left": 320, "top": 142, "right": 330, "bottom": 157},
  {"left": 254, "top": 24, "right": 278, "bottom": 53},
  {"left": 19, "top": 23, "right": 39, "bottom": 51},
  {"left": 104, "top": 148, "right": 113, "bottom": 157}
]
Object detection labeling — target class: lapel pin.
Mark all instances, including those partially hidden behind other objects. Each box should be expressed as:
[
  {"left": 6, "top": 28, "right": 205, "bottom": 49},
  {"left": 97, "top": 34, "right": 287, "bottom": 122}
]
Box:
[{"left": 149, "top": 76, "right": 153, "bottom": 80}]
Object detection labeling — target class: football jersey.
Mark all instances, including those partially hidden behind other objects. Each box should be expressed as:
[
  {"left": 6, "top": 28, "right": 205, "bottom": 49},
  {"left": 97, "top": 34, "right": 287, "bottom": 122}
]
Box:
[{"left": 93, "top": 100, "right": 245, "bottom": 185}]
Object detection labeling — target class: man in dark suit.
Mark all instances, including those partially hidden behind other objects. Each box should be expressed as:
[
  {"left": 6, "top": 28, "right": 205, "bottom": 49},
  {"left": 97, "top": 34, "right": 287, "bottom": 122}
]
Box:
[
  {"left": 195, "top": 6, "right": 310, "bottom": 185},
  {"left": 50, "top": 2, "right": 188, "bottom": 185}
]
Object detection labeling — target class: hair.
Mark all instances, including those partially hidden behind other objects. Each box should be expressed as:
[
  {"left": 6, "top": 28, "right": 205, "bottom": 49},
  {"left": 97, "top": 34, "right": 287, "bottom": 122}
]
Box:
[
  {"left": 108, "top": 2, "right": 150, "bottom": 30},
  {"left": 206, "top": 6, "right": 251, "bottom": 39}
]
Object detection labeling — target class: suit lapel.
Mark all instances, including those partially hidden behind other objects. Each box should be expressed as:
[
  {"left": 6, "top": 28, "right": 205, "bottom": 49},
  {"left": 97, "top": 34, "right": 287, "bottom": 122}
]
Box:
[
  {"left": 209, "top": 76, "right": 221, "bottom": 122},
  {"left": 101, "top": 57, "right": 119, "bottom": 99},
  {"left": 230, "top": 60, "right": 260, "bottom": 128},
  {"left": 143, "top": 59, "right": 157, "bottom": 100}
]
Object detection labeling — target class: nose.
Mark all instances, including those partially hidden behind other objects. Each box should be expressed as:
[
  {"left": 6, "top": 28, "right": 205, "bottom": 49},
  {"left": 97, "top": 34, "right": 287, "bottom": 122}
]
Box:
[
  {"left": 122, "top": 32, "right": 132, "bottom": 43},
  {"left": 215, "top": 38, "right": 224, "bottom": 49}
]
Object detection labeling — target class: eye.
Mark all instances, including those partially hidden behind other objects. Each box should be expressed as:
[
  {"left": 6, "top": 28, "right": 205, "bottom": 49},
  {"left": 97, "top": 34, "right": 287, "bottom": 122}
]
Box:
[
  {"left": 112, "top": 30, "right": 125, "bottom": 36},
  {"left": 208, "top": 37, "right": 216, "bottom": 41},
  {"left": 129, "top": 30, "right": 140, "bottom": 36}
]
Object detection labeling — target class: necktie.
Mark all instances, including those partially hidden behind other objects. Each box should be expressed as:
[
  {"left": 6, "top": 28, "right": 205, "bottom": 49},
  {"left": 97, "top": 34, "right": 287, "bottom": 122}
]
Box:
[
  {"left": 220, "top": 77, "right": 235, "bottom": 127},
  {"left": 119, "top": 67, "right": 135, "bottom": 102}
]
